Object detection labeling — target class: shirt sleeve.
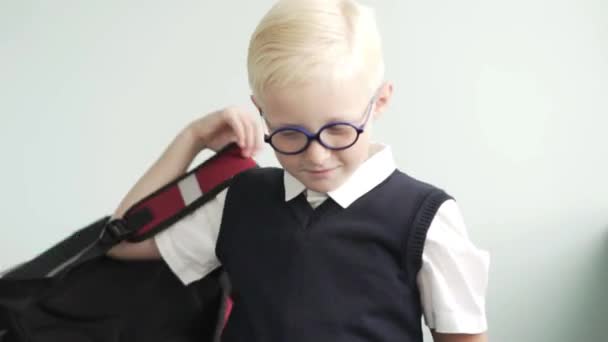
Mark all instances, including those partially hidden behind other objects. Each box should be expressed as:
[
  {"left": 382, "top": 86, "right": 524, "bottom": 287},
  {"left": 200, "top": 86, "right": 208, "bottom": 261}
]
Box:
[
  {"left": 154, "top": 188, "right": 228, "bottom": 285},
  {"left": 416, "top": 199, "right": 490, "bottom": 334}
]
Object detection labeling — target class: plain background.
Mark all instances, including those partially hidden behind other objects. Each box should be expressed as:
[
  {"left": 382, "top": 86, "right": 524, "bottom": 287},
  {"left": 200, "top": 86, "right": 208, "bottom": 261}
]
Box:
[{"left": 1, "top": 1, "right": 607, "bottom": 341}]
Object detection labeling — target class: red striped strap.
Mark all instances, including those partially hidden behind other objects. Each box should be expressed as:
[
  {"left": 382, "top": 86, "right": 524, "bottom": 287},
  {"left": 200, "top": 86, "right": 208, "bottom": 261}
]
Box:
[{"left": 106, "top": 143, "right": 257, "bottom": 243}]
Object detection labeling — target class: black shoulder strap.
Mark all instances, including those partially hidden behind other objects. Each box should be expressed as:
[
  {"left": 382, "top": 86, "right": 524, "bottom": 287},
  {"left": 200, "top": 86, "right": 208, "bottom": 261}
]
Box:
[{"left": 2, "top": 143, "right": 257, "bottom": 281}]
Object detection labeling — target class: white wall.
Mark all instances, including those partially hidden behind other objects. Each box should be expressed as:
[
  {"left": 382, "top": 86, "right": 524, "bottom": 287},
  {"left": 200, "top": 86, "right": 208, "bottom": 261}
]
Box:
[{"left": 1, "top": 1, "right": 606, "bottom": 341}]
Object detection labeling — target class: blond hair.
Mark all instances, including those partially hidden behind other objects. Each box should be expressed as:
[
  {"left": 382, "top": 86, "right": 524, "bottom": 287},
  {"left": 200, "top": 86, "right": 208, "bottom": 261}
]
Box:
[{"left": 247, "top": 0, "right": 384, "bottom": 101}]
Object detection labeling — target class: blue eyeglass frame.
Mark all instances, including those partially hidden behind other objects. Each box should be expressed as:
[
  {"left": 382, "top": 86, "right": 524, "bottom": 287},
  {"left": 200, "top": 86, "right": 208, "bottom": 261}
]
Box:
[{"left": 260, "top": 92, "right": 379, "bottom": 155}]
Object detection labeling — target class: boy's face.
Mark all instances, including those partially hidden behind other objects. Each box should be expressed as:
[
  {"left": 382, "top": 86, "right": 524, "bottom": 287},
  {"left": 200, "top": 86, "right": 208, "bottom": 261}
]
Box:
[{"left": 254, "top": 79, "right": 393, "bottom": 193}]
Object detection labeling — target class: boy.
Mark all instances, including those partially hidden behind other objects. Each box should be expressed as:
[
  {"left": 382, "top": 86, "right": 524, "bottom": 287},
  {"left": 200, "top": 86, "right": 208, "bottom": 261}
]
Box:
[{"left": 108, "top": 0, "right": 489, "bottom": 341}]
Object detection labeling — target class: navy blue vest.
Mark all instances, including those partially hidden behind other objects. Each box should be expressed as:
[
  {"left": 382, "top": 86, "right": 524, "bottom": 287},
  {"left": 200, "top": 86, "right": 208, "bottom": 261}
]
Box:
[{"left": 216, "top": 167, "right": 451, "bottom": 342}]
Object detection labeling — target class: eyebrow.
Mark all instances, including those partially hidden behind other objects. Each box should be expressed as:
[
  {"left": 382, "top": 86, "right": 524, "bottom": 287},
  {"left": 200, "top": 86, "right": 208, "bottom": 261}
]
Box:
[
  {"left": 269, "top": 114, "right": 359, "bottom": 127},
  {"left": 266, "top": 122, "right": 303, "bottom": 133},
  {"left": 324, "top": 115, "right": 356, "bottom": 122}
]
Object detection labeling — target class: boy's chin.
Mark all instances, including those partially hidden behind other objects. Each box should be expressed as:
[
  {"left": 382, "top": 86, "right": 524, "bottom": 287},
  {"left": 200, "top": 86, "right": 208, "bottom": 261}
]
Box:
[
  {"left": 294, "top": 166, "right": 355, "bottom": 193},
  {"left": 301, "top": 176, "right": 345, "bottom": 194}
]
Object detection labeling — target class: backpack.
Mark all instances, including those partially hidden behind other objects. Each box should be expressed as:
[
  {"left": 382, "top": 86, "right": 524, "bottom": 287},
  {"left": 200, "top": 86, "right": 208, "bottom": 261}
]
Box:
[{"left": 0, "top": 143, "right": 254, "bottom": 342}]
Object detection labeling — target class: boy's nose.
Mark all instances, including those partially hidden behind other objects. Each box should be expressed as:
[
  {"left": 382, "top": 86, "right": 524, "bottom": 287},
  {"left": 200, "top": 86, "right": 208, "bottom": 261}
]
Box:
[{"left": 304, "top": 140, "right": 331, "bottom": 165}]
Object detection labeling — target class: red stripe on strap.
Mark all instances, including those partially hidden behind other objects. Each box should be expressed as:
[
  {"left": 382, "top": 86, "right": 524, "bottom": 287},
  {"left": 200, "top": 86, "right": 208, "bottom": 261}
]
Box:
[
  {"left": 132, "top": 187, "right": 186, "bottom": 236},
  {"left": 196, "top": 149, "right": 256, "bottom": 193},
  {"left": 128, "top": 146, "right": 256, "bottom": 237},
  {"left": 223, "top": 298, "right": 234, "bottom": 331}
]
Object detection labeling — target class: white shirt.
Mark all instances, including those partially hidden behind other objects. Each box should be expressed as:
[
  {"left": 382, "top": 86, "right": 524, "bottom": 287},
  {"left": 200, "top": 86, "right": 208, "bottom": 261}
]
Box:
[{"left": 155, "top": 144, "right": 490, "bottom": 334}]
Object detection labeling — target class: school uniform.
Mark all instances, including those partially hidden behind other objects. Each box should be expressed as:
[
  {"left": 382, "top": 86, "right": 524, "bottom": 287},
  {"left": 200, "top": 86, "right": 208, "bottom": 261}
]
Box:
[{"left": 155, "top": 143, "right": 489, "bottom": 341}]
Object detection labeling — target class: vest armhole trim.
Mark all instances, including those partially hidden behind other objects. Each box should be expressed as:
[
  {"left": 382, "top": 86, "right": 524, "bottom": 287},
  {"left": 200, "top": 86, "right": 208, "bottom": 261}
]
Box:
[{"left": 404, "top": 188, "right": 453, "bottom": 287}]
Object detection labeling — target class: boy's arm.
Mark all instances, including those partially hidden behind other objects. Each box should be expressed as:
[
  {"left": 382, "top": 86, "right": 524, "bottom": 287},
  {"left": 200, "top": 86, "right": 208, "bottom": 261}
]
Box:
[
  {"left": 432, "top": 331, "right": 488, "bottom": 342},
  {"left": 418, "top": 199, "right": 490, "bottom": 338},
  {"left": 106, "top": 107, "right": 264, "bottom": 260},
  {"left": 106, "top": 127, "right": 203, "bottom": 260}
]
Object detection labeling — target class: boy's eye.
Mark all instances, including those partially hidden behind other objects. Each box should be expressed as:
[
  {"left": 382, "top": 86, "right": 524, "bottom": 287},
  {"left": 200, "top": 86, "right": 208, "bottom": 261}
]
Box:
[
  {"left": 324, "top": 124, "right": 353, "bottom": 136},
  {"left": 277, "top": 130, "right": 304, "bottom": 140}
]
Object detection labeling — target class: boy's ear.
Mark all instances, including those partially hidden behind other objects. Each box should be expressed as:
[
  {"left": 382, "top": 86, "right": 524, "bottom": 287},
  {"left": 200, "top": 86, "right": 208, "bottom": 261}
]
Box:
[
  {"left": 250, "top": 95, "right": 262, "bottom": 114},
  {"left": 373, "top": 82, "right": 393, "bottom": 119}
]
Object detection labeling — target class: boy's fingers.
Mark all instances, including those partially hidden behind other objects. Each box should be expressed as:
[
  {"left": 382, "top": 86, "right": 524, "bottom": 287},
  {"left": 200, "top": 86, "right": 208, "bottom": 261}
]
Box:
[
  {"left": 226, "top": 110, "right": 245, "bottom": 148},
  {"left": 254, "top": 116, "right": 264, "bottom": 153},
  {"left": 242, "top": 114, "right": 255, "bottom": 157},
  {"left": 244, "top": 112, "right": 263, "bottom": 156}
]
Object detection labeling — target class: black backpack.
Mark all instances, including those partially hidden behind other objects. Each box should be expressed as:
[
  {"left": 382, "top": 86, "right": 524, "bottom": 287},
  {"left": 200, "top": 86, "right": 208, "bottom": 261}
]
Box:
[{"left": 0, "top": 144, "right": 255, "bottom": 342}]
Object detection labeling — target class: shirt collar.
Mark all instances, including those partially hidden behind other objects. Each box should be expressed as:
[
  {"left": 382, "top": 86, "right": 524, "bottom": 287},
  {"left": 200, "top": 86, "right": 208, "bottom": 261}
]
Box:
[{"left": 283, "top": 143, "right": 397, "bottom": 208}]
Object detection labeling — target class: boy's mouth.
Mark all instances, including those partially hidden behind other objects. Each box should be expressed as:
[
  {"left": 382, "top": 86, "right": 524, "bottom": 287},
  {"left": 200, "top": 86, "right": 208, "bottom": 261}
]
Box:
[{"left": 305, "top": 167, "right": 338, "bottom": 176}]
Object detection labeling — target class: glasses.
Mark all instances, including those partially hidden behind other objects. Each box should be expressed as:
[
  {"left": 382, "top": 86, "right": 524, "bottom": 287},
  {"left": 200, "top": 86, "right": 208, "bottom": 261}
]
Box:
[{"left": 260, "top": 93, "right": 378, "bottom": 155}]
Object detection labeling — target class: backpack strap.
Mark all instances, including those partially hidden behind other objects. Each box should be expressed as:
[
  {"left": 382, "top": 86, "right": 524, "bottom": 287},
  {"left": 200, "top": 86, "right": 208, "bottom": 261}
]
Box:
[
  {"left": 404, "top": 188, "right": 453, "bottom": 287},
  {"left": 103, "top": 143, "right": 257, "bottom": 243},
  {"left": 2, "top": 143, "right": 257, "bottom": 280}
]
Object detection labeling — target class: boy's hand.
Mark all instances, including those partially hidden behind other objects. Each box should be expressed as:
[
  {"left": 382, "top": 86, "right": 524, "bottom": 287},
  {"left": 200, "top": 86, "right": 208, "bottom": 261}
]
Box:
[
  {"left": 108, "top": 106, "right": 264, "bottom": 260},
  {"left": 189, "top": 107, "right": 264, "bottom": 157}
]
